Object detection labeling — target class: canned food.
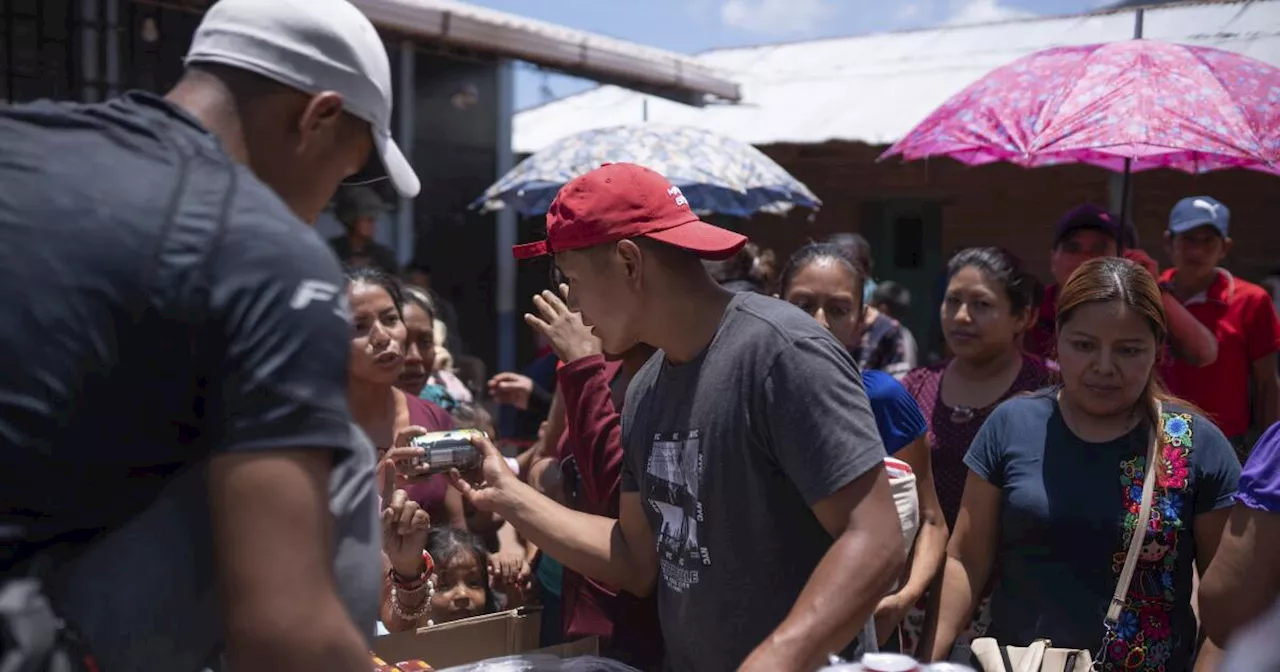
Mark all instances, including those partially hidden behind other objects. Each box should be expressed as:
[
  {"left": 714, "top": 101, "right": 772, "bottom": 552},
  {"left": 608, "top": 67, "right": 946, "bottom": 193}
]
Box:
[{"left": 409, "top": 429, "right": 484, "bottom": 474}]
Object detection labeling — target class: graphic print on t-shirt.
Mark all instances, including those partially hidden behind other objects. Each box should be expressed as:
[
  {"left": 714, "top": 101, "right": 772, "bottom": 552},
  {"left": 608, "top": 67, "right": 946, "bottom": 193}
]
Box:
[{"left": 644, "top": 430, "right": 711, "bottom": 592}]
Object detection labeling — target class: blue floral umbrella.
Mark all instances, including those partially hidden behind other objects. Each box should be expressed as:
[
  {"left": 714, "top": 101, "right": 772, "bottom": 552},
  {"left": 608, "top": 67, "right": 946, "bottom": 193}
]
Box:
[{"left": 473, "top": 124, "right": 821, "bottom": 217}]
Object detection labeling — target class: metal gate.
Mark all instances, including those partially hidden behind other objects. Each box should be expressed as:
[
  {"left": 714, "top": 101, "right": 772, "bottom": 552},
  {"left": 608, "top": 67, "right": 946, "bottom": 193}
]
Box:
[{"left": 1, "top": 0, "right": 202, "bottom": 104}]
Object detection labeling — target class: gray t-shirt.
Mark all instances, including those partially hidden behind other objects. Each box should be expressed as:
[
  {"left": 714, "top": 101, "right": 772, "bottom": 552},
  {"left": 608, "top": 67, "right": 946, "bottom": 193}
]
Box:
[{"left": 620, "top": 292, "right": 885, "bottom": 671}]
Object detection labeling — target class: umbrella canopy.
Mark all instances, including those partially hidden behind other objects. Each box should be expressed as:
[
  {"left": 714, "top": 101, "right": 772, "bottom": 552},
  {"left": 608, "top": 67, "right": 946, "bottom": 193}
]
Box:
[
  {"left": 881, "top": 39, "right": 1280, "bottom": 175},
  {"left": 474, "top": 123, "right": 821, "bottom": 217}
]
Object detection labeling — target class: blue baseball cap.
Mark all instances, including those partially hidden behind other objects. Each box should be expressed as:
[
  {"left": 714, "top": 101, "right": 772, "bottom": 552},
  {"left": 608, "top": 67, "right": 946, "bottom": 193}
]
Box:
[{"left": 1169, "top": 196, "right": 1230, "bottom": 237}]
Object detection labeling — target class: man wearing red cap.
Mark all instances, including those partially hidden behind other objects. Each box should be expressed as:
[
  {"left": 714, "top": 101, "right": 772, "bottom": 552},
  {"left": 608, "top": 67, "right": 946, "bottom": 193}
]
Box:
[
  {"left": 450, "top": 164, "right": 904, "bottom": 671},
  {"left": 1025, "top": 203, "right": 1217, "bottom": 368}
]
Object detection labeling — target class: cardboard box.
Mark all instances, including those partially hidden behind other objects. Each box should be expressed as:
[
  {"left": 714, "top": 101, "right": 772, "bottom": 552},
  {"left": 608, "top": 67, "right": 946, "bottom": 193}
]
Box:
[{"left": 371, "top": 607, "right": 598, "bottom": 669}]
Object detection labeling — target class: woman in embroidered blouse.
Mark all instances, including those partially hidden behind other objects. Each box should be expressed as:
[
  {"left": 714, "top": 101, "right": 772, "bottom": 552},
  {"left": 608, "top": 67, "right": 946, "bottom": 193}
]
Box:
[{"left": 922, "top": 258, "right": 1240, "bottom": 671}]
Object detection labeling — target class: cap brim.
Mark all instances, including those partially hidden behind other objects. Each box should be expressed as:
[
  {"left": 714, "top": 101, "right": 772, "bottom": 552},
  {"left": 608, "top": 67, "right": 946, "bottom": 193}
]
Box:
[
  {"left": 374, "top": 128, "right": 420, "bottom": 199},
  {"left": 1169, "top": 219, "right": 1223, "bottom": 236},
  {"left": 1055, "top": 222, "right": 1116, "bottom": 246},
  {"left": 645, "top": 219, "right": 748, "bottom": 261}
]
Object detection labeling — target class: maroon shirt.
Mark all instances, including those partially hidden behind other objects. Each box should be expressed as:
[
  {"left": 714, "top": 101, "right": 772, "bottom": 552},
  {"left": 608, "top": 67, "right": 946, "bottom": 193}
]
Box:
[
  {"left": 555, "top": 355, "right": 663, "bottom": 668},
  {"left": 403, "top": 395, "right": 455, "bottom": 512},
  {"left": 901, "top": 354, "right": 1053, "bottom": 528},
  {"left": 1025, "top": 284, "right": 1059, "bottom": 363}
]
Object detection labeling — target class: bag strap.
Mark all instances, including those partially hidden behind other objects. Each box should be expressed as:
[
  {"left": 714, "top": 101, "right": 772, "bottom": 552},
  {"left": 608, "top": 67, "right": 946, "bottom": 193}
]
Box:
[{"left": 1104, "top": 401, "right": 1162, "bottom": 627}]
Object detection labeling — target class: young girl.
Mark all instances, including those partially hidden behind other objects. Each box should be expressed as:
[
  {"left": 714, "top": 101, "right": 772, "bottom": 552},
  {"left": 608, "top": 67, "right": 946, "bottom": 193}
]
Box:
[
  {"left": 923, "top": 257, "right": 1240, "bottom": 671},
  {"left": 424, "top": 526, "right": 500, "bottom": 624},
  {"left": 778, "top": 242, "right": 948, "bottom": 651}
]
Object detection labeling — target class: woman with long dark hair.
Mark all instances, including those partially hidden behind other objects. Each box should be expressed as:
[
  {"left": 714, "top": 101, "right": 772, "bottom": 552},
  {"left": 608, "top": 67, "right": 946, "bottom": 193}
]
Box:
[
  {"left": 897, "top": 248, "right": 1055, "bottom": 654},
  {"left": 344, "top": 267, "right": 464, "bottom": 529},
  {"left": 903, "top": 247, "right": 1053, "bottom": 529},
  {"left": 923, "top": 257, "right": 1240, "bottom": 671}
]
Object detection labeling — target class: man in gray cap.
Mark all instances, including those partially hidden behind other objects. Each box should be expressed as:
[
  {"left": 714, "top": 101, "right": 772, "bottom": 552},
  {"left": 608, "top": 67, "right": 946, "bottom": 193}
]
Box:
[
  {"left": 330, "top": 186, "right": 402, "bottom": 275},
  {"left": 0, "top": 0, "right": 416, "bottom": 669}
]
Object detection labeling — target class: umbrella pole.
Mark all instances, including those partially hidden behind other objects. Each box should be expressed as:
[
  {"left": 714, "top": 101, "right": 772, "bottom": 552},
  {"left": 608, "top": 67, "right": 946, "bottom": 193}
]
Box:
[
  {"left": 1117, "top": 9, "right": 1142, "bottom": 257},
  {"left": 1118, "top": 159, "right": 1132, "bottom": 255}
]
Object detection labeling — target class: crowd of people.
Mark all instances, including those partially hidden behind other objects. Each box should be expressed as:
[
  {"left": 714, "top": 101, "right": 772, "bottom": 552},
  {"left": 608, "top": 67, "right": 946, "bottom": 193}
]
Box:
[{"left": 1, "top": 1, "right": 1279, "bottom": 672}]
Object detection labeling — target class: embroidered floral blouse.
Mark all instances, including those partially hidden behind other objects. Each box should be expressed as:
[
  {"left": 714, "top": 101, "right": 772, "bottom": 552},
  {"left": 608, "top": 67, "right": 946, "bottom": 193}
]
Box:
[{"left": 963, "top": 391, "right": 1240, "bottom": 672}]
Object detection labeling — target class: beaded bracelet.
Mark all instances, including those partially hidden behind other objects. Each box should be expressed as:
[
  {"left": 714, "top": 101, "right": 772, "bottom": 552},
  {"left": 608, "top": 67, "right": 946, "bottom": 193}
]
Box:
[
  {"left": 388, "top": 550, "right": 436, "bottom": 626},
  {"left": 389, "top": 550, "right": 436, "bottom": 587}
]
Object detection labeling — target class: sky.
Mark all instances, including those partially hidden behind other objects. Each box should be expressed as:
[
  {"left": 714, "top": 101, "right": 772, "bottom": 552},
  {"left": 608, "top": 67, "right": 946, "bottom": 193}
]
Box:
[{"left": 466, "top": 0, "right": 1114, "bottom": 109}]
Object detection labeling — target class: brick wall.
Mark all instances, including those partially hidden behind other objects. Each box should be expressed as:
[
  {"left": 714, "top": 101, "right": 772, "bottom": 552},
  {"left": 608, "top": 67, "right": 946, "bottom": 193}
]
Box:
[{"left": 737, "top": 140, "right": 1280, "bottom": 284}]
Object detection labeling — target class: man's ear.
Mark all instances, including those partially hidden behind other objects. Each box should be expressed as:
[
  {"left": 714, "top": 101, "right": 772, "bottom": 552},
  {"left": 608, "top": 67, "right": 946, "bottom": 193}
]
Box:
[
  {"left": 296, "top": 92, "right": 345, "bottom": 154},
  {"left": 615, "top": 239, "right": 644, "bottom": 286}
]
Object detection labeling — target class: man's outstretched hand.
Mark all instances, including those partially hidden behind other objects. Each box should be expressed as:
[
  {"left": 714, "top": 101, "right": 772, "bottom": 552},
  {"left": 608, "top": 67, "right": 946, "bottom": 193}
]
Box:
[{"left": 445, "top": 432, "right": 523, "bottom": 515}]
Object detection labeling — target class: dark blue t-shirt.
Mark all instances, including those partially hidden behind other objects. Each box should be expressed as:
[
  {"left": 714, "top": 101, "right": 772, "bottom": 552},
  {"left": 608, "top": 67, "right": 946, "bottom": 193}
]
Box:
[
  {"left": 863, "top": 369, "right": 927, "bottom": 455},
  {"left": 964, "top": 392, "right": 1239, "bottom": 672},
  {"left": 0, "top": 92, "right": 363, "bottom": 668}
]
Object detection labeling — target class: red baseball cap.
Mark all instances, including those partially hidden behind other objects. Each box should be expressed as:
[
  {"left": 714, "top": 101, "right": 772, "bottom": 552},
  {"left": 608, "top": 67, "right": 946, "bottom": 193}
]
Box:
[{"left": 511, "top": 163, "right": 748, "bottom": 261}]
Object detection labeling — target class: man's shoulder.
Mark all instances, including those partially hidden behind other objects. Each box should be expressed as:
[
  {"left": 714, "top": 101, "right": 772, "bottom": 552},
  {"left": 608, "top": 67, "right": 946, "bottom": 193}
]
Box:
[
  {"left": 0, "top": 95, "right": 196, "bottom": 225},
  {"left": 724, "top": 293, "right": 836, "bottom": 350},
  {"left": 1231, "top": 277, "right": 1275, "bottom": 309}
]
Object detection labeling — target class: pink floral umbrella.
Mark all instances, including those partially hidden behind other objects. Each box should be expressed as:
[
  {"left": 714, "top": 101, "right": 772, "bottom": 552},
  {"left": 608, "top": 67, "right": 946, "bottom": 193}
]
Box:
[{"left": 881, "top": 39, "right": 1280, "bottom": 176}]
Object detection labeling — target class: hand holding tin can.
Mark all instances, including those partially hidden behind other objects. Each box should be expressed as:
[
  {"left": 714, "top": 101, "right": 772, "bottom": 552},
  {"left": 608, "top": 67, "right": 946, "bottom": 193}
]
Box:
[
  {"left": 383, "top": 425, "right": 434, "bottom": 483},
  {"left": 409, "top": 429, "right": 485, "bottom": 475},
  {"left": 444, "top": 429, "right": 522, "bottom": 515}
]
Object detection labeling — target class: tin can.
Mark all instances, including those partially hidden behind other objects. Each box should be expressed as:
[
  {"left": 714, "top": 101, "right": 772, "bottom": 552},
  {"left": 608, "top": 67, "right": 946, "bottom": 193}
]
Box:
[{"left": 409, "top": 429, "right": 484, "bottom": 474}]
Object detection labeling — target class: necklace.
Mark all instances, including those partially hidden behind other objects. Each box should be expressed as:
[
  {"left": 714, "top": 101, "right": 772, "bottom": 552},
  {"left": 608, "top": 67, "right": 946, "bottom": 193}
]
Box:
[{"left": 950, "top": 405, "right": 977, "bottom": 424}]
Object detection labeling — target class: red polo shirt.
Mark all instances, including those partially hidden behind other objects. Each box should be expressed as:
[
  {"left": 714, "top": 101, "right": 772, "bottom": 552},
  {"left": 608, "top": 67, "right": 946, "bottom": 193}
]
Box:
[{"left": 1160, "top": 269, "right": 1280, "bottom": 438}]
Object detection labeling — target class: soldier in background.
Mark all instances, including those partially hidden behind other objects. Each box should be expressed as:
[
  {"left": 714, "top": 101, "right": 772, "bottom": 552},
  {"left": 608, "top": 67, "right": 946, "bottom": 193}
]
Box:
[{"left": 330, "top": 185, "right": 400, "bottom": 275}]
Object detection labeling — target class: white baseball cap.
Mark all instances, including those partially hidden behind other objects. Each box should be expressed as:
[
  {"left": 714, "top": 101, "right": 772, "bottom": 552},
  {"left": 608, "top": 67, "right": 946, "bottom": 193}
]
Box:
[{"left": 184, "top": 0, "right": 420, "bottom": 198}]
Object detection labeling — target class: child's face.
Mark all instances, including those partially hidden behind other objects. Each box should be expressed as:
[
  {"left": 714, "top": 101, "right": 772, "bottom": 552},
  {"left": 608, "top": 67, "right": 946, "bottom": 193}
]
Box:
[{"left": 430, "top": 551, "right": 488, "bottom": 623}]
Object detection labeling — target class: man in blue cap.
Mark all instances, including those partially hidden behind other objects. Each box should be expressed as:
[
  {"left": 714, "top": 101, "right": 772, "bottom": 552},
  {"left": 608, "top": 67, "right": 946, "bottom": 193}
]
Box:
[{"left": 1161, "top": 196, "right": 1280, "bottom": 462}]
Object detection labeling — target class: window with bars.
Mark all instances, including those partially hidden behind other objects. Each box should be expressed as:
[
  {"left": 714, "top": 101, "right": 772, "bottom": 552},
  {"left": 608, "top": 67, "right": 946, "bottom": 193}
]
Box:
[
  {"left": 1, "top": 0, "right": 203, "bottom": 105},
  {"left": 118, "top": 0, "right": 201, "bottom": 95},
  {"left": 1, "top": 0, "right": 76, "bottom": 103}
]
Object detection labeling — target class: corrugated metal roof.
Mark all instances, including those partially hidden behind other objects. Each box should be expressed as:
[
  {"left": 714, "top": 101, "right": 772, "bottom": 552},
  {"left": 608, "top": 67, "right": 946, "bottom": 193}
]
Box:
[
  {"left": 353, "top": 0, "right": 740, "bottom": 103},
  {"left": 513, "top": 0, "right": 1280, "bottom": 154}
]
